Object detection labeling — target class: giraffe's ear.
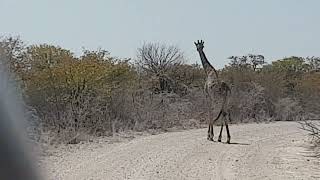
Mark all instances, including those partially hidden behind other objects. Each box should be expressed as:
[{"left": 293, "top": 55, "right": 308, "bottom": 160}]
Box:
[{"left": 194, "top": 42, "right": 197, "bottom": 45}]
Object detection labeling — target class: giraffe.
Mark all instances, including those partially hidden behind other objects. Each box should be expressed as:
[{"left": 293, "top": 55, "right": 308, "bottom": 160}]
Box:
[{"left": 194, "top": 40, "right": 232, "bottom": 143}]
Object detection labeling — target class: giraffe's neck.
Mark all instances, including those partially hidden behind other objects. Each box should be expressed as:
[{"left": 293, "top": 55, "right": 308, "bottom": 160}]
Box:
[{"left": 198, "top": 50, "right": 219, "bottom": 79}]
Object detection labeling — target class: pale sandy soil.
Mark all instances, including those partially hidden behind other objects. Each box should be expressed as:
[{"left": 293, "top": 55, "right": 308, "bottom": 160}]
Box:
[{"left": 39, "top": 121, "right": 320, "bottom": 180}]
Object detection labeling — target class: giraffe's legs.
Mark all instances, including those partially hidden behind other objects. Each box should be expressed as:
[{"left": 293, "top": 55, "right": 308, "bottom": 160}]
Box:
[
  {"left": 218, "top": 123, "right": 223, "bottom": 142},
  {"left": 207, "top": 110, "right": 212, "bottom": 140},
  {"left": 226, "top": 112, "right": 232, "bottom": 143},
  {"left": 207, "top": 110, "right": 223, "bottom": 141},
  {"left": 225, "top": 121, "right": 231, "bottom": 144},
  {"left": 207, "top": 109, "right": 215, "bottom": 141},
  {"left": 207, "top": 122, "right": 214, "bottom": 141},
  {"left": 207, "top": 124, "right": 211, "bottom": 140},
  {"left": 210, "top": 123, "right": 214, "bottom": 139}
]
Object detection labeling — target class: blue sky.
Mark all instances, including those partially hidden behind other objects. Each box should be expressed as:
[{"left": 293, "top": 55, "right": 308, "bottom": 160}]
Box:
[{"left": 1, "top": 0, "right": 319, "bottom": 68}]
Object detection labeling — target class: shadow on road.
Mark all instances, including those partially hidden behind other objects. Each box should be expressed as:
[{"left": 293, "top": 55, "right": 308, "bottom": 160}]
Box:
[{"left": 223, "top": 142, "right": 250, "bottom": 145}]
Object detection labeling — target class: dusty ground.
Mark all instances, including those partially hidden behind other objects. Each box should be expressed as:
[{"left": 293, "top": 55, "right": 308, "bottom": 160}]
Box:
[{"left": 39, "top": 121, "right": 320, "bottom": 180}]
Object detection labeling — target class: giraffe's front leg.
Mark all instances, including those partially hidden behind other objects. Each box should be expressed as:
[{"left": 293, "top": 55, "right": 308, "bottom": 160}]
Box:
[{"left": 207, "top": 124, "right": 214, "bottom": 141}]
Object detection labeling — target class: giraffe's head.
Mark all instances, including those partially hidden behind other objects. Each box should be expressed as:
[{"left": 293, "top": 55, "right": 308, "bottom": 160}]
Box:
[{"left": 194, "top": 40, "right": 204, "bottom": 52}]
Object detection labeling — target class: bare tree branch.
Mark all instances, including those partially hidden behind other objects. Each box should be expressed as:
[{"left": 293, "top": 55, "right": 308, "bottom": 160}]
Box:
[
  {"left": 136, "top": 42, "right": 184, "bottom": 75},
  {"left": 299, "top": 120, "right": 320, "bottom": 143}
]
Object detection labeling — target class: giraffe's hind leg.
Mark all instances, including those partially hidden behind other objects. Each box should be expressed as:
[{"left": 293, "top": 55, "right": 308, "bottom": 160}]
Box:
[
  {"left": 218, "top": 123, "right": 223, "bottom": 142},
  {"left": 207, "top": 110, "right": 215, "bottom": 141},
  {"left": 225, "top": 121, "right": 231, "bottom": 144},
  {"left": 225, "top": 112, "right": 232, "bottom": 143}
]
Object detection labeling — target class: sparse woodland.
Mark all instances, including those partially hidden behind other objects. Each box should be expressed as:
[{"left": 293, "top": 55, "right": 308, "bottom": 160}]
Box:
[{"left": 0, "top": 36, "right": 319, "bottom": 145}]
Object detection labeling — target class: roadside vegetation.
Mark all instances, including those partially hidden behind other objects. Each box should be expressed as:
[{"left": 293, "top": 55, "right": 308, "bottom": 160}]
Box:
[{"left": 0, "top": 35, "right": 319, "bottom": 145}]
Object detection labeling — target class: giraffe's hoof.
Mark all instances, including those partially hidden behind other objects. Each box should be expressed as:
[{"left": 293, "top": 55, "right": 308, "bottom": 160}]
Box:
[
  {"left": 226, "top": 139, "right": 231, "bottom": 144},
  {"left": 207, "top": 137, "right": 214, "bottom": 141},
  {"left": 218, "top": 139, "right": 221, "bottom": 142}
]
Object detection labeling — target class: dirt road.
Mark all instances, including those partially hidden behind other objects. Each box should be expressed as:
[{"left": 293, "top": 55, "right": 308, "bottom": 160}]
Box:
[{"left": 41, "top": 121, "right": 320, "bottom": 180}]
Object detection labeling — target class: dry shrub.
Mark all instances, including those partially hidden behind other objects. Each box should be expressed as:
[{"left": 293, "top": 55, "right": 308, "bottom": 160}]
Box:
[
  {"left": 300, "top": 120, "right": 320, "bottom": 156},
  {"left": 274, "top": 98, "right": 304, "bottom": 121},
  {"left": 297, "top": 71, "right": 320, "bottom": 116},
  {"left": 127, "top": 89, "right": 196, "bottom": 131},
  {"left": 300, "top": 121, "right": 320, "bottom": 143},
  {"left": 229, "top": 82, "right": 275, "bottom": 122},
  {"left": 185, "top": 88, "right": 210, "bottom": 124}
]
